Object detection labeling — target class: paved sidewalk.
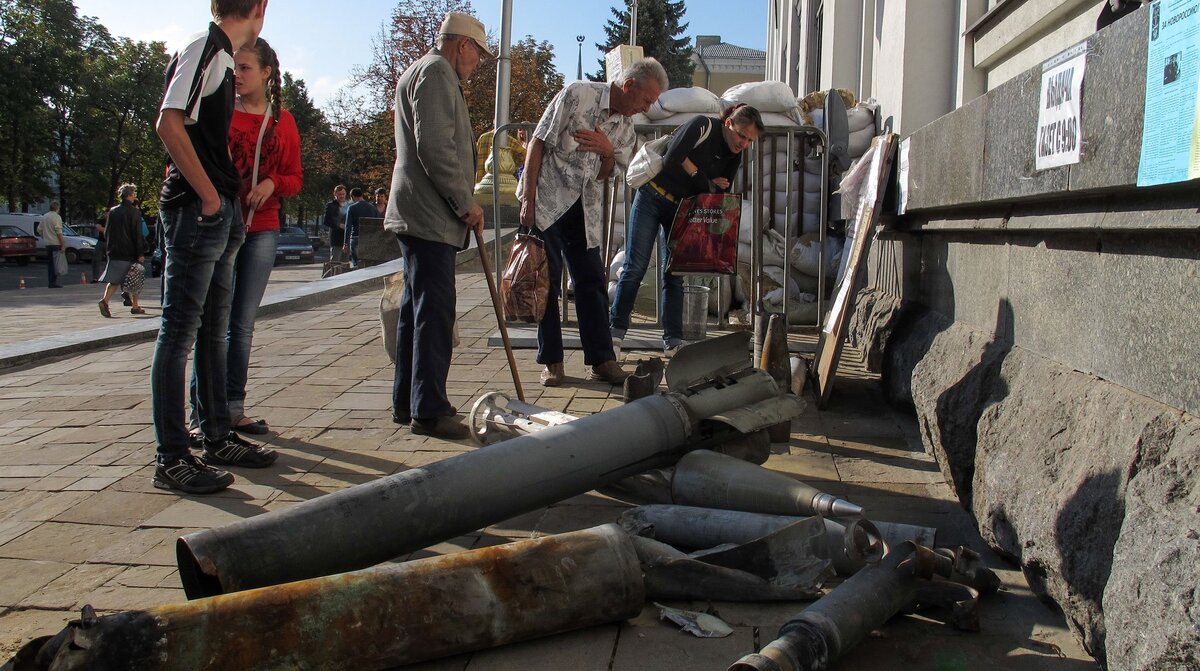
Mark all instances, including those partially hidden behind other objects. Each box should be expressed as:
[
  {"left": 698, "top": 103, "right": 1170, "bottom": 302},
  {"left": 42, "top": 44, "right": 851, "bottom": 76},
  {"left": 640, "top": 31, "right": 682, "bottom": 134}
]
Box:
[{"left": 0, "top": 268, "right": 1095, "bottom": 669}]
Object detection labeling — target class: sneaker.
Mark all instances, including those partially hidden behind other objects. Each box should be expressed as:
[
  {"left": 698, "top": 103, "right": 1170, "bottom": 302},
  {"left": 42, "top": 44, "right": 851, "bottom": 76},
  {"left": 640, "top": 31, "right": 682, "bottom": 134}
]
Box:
[
  {"left": 540, "top": 362, "right": 565, "bottom": 387},
  {"left": 410, "top": 416, "right": 469, "bottom": 439},
  {"left": 154, "top": 453, "right": 234, "bottom": 494},
  {"left": 588, "top": 360, "right": 630, "bottom": 385},
  {"left": 663, "top": 343, "right": 682, "bottom": 358},
  {"left": 203, "top": 433, "right": 278, "bottom": 468}
]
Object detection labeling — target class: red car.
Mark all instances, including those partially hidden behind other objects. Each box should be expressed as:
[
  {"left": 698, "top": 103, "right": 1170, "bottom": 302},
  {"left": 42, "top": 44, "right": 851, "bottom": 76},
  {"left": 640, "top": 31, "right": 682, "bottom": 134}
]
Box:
[{"left": 0, "top": 225, "right": 36, "bottom": 265}]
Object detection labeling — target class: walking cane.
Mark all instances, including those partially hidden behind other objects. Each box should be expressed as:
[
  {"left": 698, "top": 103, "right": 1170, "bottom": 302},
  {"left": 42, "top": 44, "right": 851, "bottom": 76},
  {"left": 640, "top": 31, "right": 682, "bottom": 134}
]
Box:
[{"left": 473, "top": 227, "right": 525, "bottom": 401}]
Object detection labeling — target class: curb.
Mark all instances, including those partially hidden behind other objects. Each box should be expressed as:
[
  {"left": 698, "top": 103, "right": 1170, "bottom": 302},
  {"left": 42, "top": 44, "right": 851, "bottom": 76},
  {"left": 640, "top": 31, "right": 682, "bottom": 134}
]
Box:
[{"left": 0, "top": 227, "right": 516, "bottom": 372}]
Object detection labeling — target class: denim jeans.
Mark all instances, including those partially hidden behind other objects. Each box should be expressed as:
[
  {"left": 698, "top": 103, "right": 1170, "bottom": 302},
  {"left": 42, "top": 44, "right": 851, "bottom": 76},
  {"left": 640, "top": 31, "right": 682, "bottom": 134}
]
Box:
[
  {"left": 348, "top": 235, "right": 359, "bottom": 267},
  {"left": 151, "top": 195, "right": 245, "bottom": 458},
  {"left": 536, "top": 198, "right": 615, "bottom": 366},
  {"left": 189, "top": 229, "right": 276, "bottom": 423},
  {"left": 392, "top": 234, "right": 457, "bottom": 421},
  {"left": 45, "top": 244, "right": 61, "bottom": 287},
  {"left": 609, "top": 187, "right": 684, "bottom": 347}
]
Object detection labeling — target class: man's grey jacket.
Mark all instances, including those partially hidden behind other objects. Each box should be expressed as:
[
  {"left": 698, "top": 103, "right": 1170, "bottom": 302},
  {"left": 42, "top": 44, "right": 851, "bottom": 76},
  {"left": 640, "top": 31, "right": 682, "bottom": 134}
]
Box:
[{"left": 384, "top": 48, "right": 476, "bottom": 249}]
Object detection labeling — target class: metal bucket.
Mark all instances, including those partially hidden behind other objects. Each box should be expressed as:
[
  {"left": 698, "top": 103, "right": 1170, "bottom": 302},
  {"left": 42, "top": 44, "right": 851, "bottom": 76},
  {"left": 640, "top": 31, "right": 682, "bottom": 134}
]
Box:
[{"left": 681, "top": 284, "right": 711, "bottom": 341}]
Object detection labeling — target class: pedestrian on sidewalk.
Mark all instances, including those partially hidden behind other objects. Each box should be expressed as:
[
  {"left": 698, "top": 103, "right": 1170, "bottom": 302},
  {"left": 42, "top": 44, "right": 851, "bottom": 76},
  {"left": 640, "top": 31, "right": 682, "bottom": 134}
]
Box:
[
  {"left": 518, "top": 58, "right": 666, "bottom": 387},
  {"left": 374, "top": 187, "right": 388, "bottom": 216},
  {"left": 190, "top": 36, "right": 303, "bottom": 438},
  {"left": 343, "top": 187, "right": 375, "bottom": 268},
  {"left": 97, "top": 184, "right": 149, "bottom": 317},
  {"left": 323, "top": 185, "right": 347, "bottom": 263},
  {"left": 384, "top": 12, "right": 490, "bottom": 440},
  {"left": 38, "top": 201, "right": 65, "bottom": 289},
  {"left": 151, "top": 0, "right": 277, "bottom": 496},
  {"left": 91, "top": 209, "right": 107, "bottom": 284},
  {"left": 609, "top": 104, "right": 763, "bottom": 356}
]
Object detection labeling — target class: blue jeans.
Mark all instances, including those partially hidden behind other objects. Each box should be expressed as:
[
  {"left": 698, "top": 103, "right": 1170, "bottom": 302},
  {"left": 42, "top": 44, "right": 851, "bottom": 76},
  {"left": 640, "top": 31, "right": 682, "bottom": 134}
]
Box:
[
  {"left": 45, "top": 244, "right": 61, "bottom": 286},
  {"left": 609, "top": 187, "right": 684, "bottom": 347},
  {"left": 151, "top": 195, "right": 245, "bottom": 458},
  {"left": 537, "top": 198, "right": 615, "bottom": 366},
  {"left": 189, "top": 229, "right": 276, "bottom": 423},
  {"left": 392, "top": 234, "right": 457, "bottom": 421},
  {"left": 348, "top": 235, "right": 359, "bottom": 267}
]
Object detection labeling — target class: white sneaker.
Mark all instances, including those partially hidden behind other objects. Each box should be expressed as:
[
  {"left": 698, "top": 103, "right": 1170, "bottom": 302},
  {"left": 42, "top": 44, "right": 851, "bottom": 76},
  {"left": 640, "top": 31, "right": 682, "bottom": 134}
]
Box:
[
  {"left": 612, "top": 337, "right": 623, "bottom": 360},
  {"left": 663, "top": 343, "right": 681, "bottom": 358}
]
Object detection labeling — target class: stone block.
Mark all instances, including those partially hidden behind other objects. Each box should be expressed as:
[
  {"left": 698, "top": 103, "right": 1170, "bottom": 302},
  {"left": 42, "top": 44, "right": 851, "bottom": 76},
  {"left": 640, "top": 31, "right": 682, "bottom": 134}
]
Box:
[
  {"left": 980, "top": 70, "right": 1070, "bottom": 202},
  {"left": 0, "top": 558, "right": 72, "bottom": 606},
  {"left": 1103, "top": 416, "right": 1200, "bottom": 671},
  {"left": 1092, "top": 231, "right": 1200, "bottom": 417},
  {"left": 971, "top": 348, "right": 1181, "bottom": 661},
  {"left": 905, "top": 93, "right": 987, "bottom": 211},
  {"left": 1068, "top": 11, "right": 1147, "bottom": 192},
  {"left": 910, "top": 316, "right": 1010, "bottom": 507}
]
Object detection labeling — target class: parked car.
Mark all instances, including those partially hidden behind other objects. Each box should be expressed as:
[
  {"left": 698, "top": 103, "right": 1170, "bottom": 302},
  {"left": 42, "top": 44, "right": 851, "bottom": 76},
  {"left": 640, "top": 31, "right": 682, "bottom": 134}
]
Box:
[
  {"left": 0, "top": 213, "right": 98, "bottom": 263},
  {"left": 275, "top": 226, "right": 316, "bottom": 265},
  {"left": 0, "top": 225, "right": 36, "bottom": 265}
]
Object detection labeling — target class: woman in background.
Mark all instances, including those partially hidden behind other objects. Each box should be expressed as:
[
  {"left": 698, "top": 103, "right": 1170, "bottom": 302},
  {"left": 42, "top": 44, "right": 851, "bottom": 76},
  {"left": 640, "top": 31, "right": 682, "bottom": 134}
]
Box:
[{"left": 190, "top": 38, "right": 303, "bottom": 439}]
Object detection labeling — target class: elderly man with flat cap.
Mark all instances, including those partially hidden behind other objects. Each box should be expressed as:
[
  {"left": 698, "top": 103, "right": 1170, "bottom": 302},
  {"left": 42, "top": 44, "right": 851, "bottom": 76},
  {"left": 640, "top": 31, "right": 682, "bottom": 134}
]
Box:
[{"left": 384, "top": 12, "right": 490, "bottom": 439}]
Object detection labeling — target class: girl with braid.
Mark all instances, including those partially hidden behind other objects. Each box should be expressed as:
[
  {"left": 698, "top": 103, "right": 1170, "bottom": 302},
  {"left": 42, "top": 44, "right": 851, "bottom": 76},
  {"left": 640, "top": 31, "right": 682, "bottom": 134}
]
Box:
[{"left": 191, "top": 37, "right": 303, "bottom": 438}]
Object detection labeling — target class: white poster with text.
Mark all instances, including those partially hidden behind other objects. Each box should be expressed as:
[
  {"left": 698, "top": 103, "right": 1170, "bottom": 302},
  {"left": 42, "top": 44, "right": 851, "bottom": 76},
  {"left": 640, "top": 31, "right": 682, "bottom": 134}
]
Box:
[{"left": 1036, "top": 42, "right": 1088, "bottom": 170}]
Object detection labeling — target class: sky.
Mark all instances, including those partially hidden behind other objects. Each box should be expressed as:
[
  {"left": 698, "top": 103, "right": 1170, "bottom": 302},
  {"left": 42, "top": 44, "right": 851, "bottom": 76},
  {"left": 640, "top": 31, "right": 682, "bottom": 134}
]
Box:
[{"left": 72, "top": 0, "right": 768, "bottom": 110}]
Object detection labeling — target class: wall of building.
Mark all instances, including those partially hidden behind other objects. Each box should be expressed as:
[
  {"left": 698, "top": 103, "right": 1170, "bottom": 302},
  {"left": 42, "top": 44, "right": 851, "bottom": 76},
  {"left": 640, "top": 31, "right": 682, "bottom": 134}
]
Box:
[{"left": 848, "top": 14, "right": 1199, "bottom": 668}]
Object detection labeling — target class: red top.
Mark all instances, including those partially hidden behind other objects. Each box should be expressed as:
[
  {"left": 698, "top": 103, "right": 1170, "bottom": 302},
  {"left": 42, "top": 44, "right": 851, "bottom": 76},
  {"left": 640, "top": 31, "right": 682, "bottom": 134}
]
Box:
[{"left": 228, "top": 107, "right": 303, "bottom": 232}]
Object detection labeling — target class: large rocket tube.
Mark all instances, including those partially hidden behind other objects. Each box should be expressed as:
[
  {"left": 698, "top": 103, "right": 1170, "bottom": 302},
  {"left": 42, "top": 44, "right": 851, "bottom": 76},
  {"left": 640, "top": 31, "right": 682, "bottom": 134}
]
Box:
[
  {"left": 17, "top": 526, "right": 643, "bottom": 671},
  {"left": 178, "top": 394, "right": 694, "bottom": 598}
]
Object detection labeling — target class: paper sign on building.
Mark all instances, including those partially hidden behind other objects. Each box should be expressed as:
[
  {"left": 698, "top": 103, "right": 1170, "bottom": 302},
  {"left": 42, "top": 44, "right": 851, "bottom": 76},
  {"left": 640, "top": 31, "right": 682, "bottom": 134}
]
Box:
[
  {"left": 1136, "top": 0, "right": 1200, "bottom": 186},
  {"left": 1035, "top": 41, "right": 1088, "bottom": 171}
]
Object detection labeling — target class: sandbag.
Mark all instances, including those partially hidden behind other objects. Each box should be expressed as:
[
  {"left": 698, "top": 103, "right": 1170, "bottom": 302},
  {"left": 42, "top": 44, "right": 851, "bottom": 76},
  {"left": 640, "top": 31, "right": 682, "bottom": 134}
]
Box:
[
  {"left": 645, "top": 87, "right": 723, "bottom": 120},
  {"left": 722, "top": 81, "right": 802, "bottom": 118}
]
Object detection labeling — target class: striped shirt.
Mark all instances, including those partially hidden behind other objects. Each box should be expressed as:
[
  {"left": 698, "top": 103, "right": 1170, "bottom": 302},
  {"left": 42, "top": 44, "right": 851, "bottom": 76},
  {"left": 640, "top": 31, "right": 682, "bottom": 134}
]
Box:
[{"left": 158, "top": 22, "right": 240, "bottom": 210}]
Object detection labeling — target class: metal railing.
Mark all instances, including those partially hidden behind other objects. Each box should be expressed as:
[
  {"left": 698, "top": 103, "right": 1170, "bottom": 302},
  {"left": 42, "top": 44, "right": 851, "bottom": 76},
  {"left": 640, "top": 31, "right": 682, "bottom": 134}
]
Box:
[{"left": 487, "top": 121, "right": 831, "bottom": 334}]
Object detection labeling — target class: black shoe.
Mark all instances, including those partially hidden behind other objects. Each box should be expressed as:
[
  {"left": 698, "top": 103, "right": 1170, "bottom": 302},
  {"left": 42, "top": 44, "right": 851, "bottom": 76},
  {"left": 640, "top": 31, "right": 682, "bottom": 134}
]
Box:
[
  {"left": 188, "top": 430, "right": 204, "bottom": 450},
  {"left": 410, "top": 416, "right": 469, "bottom": 439},
  {"left": 392, "top": 412, "right": 410, "bottom": 426},
  {"left": 154, "top": 453, "right": 234, "bottom": 494},
  {"left": 203, "top": 433, "right": 278, "bottom": 468},
  {"left": 121, "top": 291, "right": 132, "bottom": 306},
  {"left": 48, "top": 284, "right": 63, "bottom": 289}
]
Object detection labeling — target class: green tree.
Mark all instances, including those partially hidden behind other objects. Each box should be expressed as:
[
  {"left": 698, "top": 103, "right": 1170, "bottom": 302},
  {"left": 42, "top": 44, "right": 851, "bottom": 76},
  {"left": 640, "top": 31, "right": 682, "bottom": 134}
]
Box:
[
  {"left": 591, "top": 0, "right": 694, "bottom": 88},
  {"left": 353, "top": 0, "right": 474, "bottom": 114},
  {"left": 464, "top": 36, "right": 564, "bottom": 140},
  {"left": 0, "top": 0, "right": 80, "bottom": 211},
  {"left": 282, "top": 72, "right": 337, "bottom": 226}
]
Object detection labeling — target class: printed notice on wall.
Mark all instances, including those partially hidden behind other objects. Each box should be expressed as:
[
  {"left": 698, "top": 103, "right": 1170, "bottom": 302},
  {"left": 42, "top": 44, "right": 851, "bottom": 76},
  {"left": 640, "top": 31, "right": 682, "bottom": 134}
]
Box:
[
  {"left": 1137, "top": 0, "right": 1200, "bottom": 186},
  {"left": 1036, "top": 41, "right": 1088, "bottom": 171},
  {"left": 896, "top": 137, "right": 911, "bottom": 215}
]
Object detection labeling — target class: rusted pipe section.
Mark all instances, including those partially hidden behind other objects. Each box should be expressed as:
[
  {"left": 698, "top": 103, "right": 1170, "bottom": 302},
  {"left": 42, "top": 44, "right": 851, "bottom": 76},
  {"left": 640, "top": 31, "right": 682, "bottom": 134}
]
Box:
[
  {"left": 728, "top": 542, "right": 998, "bottom": 671},
  {"left": 619, "top": 504, "right": 935, "bottom": 575},
  {"left": 178, "top": 334, "right": 783, "bottom": 598},
  {"left": 672, "top": 449, "right": 863, "bottom": 518},
  {"left": 10, "top": 525, "right": 644, "bottom": 671}
]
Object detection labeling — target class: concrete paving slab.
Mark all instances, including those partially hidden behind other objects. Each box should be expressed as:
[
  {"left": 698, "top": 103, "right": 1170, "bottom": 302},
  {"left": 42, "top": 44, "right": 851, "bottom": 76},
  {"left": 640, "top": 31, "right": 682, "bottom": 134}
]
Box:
[
  {"left": 0, "top": 268, "right": 1096, "bottom": 670},
  {"left": 0, "top": 558, "right": 73, "bottom": 607}
]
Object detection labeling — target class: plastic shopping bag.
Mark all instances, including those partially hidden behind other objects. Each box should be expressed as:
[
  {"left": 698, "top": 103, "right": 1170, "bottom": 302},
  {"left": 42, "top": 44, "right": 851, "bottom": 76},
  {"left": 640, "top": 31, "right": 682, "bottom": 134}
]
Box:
[
  {"left": 53, "top": 250, "right": 67, "bottom": 277},
  {"left": 665, "top": 193, "right": 741, "bottom": 275},
  {"left": 500, "top": 231, "right": 549, "bottom": 322}
]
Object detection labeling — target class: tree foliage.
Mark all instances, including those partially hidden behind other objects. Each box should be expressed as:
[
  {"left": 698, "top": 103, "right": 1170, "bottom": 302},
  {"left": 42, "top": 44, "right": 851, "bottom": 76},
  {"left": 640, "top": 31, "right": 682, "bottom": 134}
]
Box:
[
  {"left": 591, "top": 0, "right": 694, "bottom": 88},
  {"left": 464, "top": 36, "right": 565, "bottom": 139},
  {"left": 0, "top": 0, "right": 168, "bottom": 219}
]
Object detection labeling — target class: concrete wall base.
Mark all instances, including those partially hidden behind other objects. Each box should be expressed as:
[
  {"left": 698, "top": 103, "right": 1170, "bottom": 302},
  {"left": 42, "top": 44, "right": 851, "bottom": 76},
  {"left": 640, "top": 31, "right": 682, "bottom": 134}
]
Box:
[{"left": 859, "top": 297, "right": 1200, "bottom": 671}]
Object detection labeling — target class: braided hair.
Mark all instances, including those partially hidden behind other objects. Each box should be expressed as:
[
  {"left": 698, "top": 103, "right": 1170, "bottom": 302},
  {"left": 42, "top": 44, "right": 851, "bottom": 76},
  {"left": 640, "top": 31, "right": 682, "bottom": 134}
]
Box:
[{"left": 248, "top": 37, "right": 282, "bottom": 136}]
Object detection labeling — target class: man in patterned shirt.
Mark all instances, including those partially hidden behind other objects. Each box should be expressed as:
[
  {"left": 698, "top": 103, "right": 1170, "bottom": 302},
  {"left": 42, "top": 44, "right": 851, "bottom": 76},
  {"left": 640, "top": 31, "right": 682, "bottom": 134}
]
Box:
[{"left": 518, "top": 58, "right": 667, "bottom": 387}]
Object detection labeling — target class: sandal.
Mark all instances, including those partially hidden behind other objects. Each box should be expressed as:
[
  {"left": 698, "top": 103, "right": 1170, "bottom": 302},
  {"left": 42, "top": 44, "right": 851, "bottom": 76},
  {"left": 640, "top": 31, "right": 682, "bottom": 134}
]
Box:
[
  {"left": 130, "top": 307, "right": 146, "bottom": 315},
  {"left": 232, "top": 416, "right": 270, "bottom": 435},
  {"left": 98, "top": 300, "right": 111, "bottom": 318}
]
